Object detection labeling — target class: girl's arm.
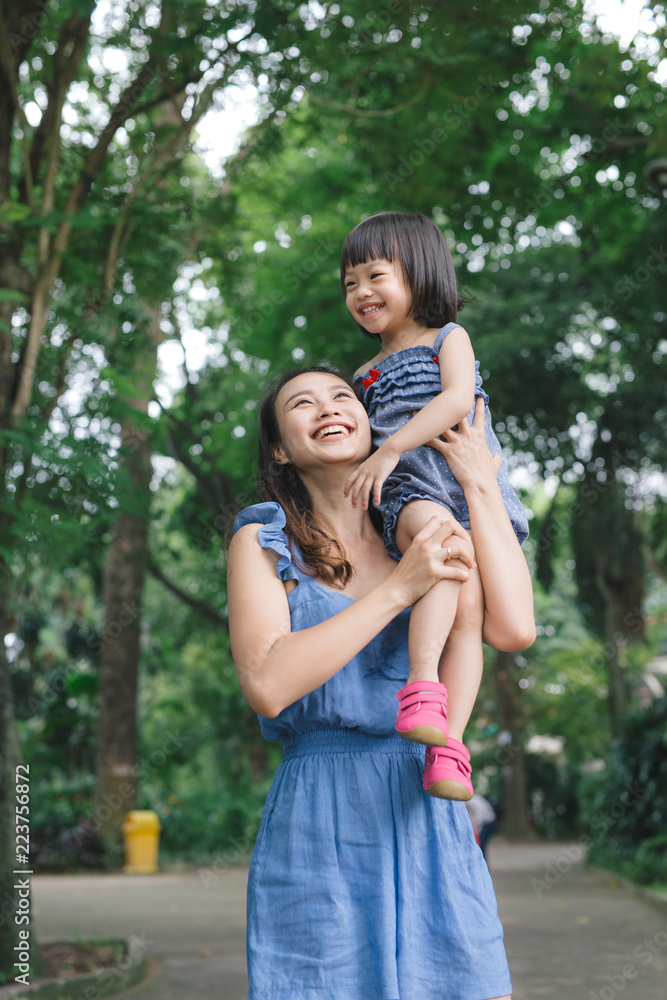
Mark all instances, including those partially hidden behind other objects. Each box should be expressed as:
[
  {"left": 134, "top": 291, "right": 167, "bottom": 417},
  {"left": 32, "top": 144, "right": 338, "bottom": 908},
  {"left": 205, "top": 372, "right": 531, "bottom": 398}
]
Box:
[
  {"left": 228, "top": 516, "right": 475, "bottom": 718},
  {"left": 345, "top": 326, "right": 476, "bottom": 510},
  {"left": 430, "top": 398, "right": 536, "bottom": 651},
  {"left": 383, "top": 326, "right": 476, "bottom": 455}
]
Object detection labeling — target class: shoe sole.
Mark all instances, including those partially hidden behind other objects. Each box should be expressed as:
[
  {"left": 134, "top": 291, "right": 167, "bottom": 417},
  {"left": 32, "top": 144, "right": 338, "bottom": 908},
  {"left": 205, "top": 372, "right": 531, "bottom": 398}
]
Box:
[
  {"left": 425, "top": 779, "right": 473, "bottom": 802},
  {"left": 395, "top": 725, "right": 449, "bottom": 746}
]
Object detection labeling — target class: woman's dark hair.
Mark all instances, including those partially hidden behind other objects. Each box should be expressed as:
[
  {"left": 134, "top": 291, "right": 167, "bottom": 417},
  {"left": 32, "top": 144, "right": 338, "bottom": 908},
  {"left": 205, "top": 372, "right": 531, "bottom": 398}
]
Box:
[
  {"left": 257, "top": 365, "right": 360, "bottom": 586},
  {"left": 340, "top": 211, "right": 464, "bottom": 341}
]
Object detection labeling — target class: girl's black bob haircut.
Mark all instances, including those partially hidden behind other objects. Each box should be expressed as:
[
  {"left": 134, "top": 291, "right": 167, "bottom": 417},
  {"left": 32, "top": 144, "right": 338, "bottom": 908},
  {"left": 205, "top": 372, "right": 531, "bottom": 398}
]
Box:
[{"left": 340, "top": 211, "right": 467, "bottom": 342}]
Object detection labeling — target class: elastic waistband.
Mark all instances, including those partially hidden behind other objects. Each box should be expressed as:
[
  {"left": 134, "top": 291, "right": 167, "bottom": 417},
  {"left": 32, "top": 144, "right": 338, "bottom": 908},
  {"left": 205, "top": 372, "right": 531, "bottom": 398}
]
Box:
[{"left": 282, "top": 728, "right": 424, "bottom": 759}]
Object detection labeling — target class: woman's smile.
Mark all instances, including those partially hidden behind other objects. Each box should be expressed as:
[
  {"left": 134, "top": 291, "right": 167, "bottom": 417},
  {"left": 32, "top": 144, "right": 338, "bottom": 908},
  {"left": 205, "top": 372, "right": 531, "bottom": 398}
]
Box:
[{"left": 312, "top": 422, "right": 353, "bottom": 440}]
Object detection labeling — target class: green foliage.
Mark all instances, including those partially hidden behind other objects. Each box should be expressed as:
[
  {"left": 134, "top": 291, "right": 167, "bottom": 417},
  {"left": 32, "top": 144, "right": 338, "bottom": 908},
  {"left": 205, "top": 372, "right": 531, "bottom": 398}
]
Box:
[
  {"left": 27, "top": 771, "right": 105, "bottom": 872},
  {"left": 583, "top": 698, "right": 667, "bottom": 885},
  {"left": 648, "top": 499, "right": 667, "bottom": 575},
  {"left": 142, "top": 780, "right": 266, "bottom": 864},
  {"left": 3, "top": 1, "right": 667, "bottom": 884}
]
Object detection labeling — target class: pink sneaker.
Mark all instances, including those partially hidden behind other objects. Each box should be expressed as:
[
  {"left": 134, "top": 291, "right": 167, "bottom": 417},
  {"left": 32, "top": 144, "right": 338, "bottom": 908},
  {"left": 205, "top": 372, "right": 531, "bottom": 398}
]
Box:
[
  {"left": 423, "top": 738, "right": 473, "bottom": 801},
  {"left": 395, "top": 680, "right": 448, "bottom": 746}
]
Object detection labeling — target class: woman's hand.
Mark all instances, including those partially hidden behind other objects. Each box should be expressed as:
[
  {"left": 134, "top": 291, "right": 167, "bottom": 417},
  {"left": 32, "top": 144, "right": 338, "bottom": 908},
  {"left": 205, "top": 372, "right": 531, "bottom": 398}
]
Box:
[
  {"left": 426, "top": 397, "right": 501, "bottom": 491},
  {"left": 388, "top": 517, "right": 475, "bottom": 607},
  {"left": 230, "top": 516, "right": 476, "bottom": 718}
]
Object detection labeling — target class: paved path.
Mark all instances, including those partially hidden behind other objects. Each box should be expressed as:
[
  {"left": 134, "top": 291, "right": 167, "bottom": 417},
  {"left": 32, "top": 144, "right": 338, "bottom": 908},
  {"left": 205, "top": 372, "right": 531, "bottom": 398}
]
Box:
[
  {"left": 28, "top": 843, "right": 667, "bottom": 999},
  {"left": 491, "top": 843, "right": 667, "bottom": 999}
]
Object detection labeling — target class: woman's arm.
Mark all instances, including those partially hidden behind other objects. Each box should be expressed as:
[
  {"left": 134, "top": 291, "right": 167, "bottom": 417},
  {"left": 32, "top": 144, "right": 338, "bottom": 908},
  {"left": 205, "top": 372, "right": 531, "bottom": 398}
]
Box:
[
  {"left": 227, "top": 517, "right": 474, "bottom": 717},
  {"left": 431, "top": 398, "right": 536, "bottom": 651},
  {"left": 345, "top": 327, "right": 476, "bottom": 510}
]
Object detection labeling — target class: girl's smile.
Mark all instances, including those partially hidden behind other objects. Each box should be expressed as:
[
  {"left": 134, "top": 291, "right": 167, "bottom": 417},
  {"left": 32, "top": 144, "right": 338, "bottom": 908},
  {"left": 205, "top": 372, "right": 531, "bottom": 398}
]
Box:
[{"left": 359, "top": 302, "right": 385, "bottom": 318}]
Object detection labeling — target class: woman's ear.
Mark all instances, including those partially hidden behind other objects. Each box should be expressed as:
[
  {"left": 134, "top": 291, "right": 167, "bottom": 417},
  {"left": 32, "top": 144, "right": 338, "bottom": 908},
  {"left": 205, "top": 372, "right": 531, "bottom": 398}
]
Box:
[{"left": 271, "top": 442, "right": 290, "bottom": 466}]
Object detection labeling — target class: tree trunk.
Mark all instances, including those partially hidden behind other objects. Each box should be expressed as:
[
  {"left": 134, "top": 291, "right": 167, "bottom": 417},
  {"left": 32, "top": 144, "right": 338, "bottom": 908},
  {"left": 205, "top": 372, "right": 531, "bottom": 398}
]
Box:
[
  {"left": 495, "top": 650, "right": 532, "bottom": 839},
  {"left": 92, "top": 323, "right": 159, "bottom": 858},
  {"left": 573, "top": 470, "right": 645, "bottom": 736},
  {"left": 0, "top": 575, "right": 22, "bottom": 977},
  {"left": 602, "top": 597, "right": 629, "bottom": 735}
]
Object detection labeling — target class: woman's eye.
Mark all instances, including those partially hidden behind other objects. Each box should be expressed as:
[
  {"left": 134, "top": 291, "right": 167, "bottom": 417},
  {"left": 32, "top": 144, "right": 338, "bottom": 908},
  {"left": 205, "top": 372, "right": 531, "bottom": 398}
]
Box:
[
  {"left": 294, "top": 398, "right": 311, "bottom": 406},
  {"left": 334, "top": 392, "right": 352, "bottom": 400}
]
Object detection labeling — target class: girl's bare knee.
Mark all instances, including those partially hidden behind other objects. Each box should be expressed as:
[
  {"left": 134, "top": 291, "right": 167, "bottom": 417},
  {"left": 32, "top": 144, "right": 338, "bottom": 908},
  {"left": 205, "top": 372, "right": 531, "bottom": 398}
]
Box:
[{"left": 395, "top": 500, "right": 457, "bottom": 553}]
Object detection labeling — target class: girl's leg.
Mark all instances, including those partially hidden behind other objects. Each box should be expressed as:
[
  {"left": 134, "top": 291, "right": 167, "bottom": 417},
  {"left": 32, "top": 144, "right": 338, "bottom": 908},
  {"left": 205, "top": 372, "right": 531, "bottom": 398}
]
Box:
[
  {"left": 424, "top": 533, "right": 485, "bottom": 800},
  {"left": 394, "top": 500, "right": 463, "bottom": 688},
  {"left": 438, "top": 557, "right": 485, "bottom": 743}
]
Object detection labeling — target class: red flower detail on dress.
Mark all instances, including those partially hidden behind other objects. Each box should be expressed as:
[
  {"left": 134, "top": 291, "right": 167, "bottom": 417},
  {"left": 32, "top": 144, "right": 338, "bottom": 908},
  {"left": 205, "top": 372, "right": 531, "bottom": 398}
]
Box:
[
  {"left": 362, "top": 368, "right": 380, "bottom": 389},
  {"left": 433, "top": 355, "right": 439, "bottom": 364}
]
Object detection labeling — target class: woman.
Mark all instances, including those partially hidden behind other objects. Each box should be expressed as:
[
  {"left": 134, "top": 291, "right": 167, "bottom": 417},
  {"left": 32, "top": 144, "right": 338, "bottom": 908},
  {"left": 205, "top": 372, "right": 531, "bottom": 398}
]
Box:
[{"left": 227, "top": 366, "right": 534, "bottom": 1000}]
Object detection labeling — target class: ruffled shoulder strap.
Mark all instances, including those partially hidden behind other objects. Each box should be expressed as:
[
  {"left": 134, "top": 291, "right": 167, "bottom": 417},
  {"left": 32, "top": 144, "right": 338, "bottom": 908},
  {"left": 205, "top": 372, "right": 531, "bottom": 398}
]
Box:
[
  {"left": 232, "top": 502, "right": 299, "bottom": 583},
  {"left": 433, "top": 322, "right": 461, "bottom": 354}
]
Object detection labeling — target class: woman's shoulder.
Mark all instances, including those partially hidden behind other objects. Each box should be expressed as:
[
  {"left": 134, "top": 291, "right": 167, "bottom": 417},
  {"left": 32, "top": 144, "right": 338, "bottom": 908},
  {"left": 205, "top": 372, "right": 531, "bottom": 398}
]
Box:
[
  {"left": 231, "top": 501, "right": 298, "bottom": 583},
  {"left": 233, "top": 500, "right": 287, "bottom": 535}
]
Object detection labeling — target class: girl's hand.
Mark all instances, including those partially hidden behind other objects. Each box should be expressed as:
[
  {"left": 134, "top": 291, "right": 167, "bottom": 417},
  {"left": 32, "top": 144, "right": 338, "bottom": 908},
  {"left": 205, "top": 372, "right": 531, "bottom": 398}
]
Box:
[
  {"left": 388, "top": 517, "right": 475, "bottom": 606},
  {"left": 343, "top": 444, "right": 400, "bottom": 510},
  {"left": 426, "top": 397, "right": 502, "bottom": 490}
]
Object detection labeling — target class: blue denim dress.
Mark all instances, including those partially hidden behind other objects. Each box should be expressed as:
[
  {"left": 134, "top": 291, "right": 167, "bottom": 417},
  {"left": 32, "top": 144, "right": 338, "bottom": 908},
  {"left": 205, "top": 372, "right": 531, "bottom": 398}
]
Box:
[
  {"left": 356, "top": 323, "right": 529, "bottom": 559},
  {"left": 232, "top": 502, "right": 512, "bottom": 1000}
]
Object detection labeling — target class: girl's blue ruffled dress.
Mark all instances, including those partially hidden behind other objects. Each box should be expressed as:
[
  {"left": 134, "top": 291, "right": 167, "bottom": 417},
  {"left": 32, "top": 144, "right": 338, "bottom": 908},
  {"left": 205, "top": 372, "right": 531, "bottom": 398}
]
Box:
[
  {"left": 355, "top": 322, "right": 529, "bottom": 560},
  {"left": 232, "top": 502, "right": 513, "bottom": 1000}
]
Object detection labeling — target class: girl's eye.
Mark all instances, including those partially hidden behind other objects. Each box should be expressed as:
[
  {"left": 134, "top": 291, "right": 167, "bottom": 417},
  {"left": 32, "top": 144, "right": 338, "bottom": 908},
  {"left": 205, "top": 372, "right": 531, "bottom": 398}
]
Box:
[
  {"left": 293, "top": 398, "right": 311, "bottom": 406},
  {"left": 334, "top": 392, "right": 352, "bottom": 399},
  {"left": 370, "top": 272, "right": 383, "bottom": 279},
  {"left": 345, "top": 281, "right": 356, "bottom": 289}
]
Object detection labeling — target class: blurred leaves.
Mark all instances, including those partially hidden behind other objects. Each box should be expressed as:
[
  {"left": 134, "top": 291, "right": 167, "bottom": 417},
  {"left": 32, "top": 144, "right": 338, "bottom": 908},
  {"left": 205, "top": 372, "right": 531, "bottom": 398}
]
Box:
[{"left": 3, "top": 0, "right": 667, "bottom": 867}]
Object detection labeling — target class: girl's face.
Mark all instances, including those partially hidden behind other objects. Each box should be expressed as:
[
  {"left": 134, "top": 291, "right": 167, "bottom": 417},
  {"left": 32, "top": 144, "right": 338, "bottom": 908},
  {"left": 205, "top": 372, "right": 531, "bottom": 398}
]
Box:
[
  {"left": 271, "top": 372, "right": 371, "bottom": 473},
  {"left": 343, "top": 257, "right": 412, "bottom": 337}
]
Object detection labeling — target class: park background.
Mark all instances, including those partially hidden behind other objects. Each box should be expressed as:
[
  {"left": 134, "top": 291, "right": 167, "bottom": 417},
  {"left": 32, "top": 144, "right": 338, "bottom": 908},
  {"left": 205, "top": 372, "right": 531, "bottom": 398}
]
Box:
[{"left": 1, "top": 0, "right": 667, "bottom": 980}]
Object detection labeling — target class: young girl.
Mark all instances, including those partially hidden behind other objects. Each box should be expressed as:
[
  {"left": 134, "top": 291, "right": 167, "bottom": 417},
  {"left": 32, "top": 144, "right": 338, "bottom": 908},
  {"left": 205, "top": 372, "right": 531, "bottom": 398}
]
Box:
[{"left": 341, "top": 211, "right": 529, "bottom": 800}]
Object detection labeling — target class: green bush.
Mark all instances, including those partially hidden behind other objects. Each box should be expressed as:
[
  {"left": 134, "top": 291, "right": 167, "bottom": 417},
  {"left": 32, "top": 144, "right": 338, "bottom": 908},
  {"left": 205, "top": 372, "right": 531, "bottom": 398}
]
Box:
[
  {"left": 29, "top": 771, "right": 106, "bottom": 871},
  {"left": 28, "top": 765, "right": 274, "bottom": 870},
  {"left": 141, "top": 773, "right": 269, "bottom": 864},
  {"left": 632, "top": 834, "right": 667, "bottom": 884},
  {"left": 525, "top": 755, "right": 581, "bottom": 840},
  {"left": 583, "top": 698, "right": 667, "bottom": 885}
]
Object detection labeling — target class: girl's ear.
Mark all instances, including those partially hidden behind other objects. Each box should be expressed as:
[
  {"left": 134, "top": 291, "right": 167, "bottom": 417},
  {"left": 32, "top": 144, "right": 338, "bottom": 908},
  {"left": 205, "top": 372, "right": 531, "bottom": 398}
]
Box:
[{"left": 271, "top": 442, "right": 290, "bottom": 466}]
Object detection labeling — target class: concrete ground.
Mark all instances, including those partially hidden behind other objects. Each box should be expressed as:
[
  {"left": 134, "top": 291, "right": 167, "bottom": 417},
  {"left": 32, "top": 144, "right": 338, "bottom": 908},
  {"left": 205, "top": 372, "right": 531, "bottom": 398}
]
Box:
[
  {"left": 28, "top": 842, "right": 667, "bottom": 999},
  {"left": 491, "top": 843, "right": 667, "bottom": 999}
]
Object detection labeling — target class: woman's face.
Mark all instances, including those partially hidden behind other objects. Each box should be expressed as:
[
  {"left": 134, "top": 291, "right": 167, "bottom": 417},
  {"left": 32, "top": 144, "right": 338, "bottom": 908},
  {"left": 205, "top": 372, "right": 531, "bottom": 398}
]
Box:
[{"left": 272, "top": 371, "right": 372, "bottom": 473}]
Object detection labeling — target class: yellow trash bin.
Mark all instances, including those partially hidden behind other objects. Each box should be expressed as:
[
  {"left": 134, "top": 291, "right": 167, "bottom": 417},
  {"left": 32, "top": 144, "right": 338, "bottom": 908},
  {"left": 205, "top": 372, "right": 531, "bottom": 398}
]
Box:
[{"left": 122, "top": 810, "right": 161, "bottom": 873}]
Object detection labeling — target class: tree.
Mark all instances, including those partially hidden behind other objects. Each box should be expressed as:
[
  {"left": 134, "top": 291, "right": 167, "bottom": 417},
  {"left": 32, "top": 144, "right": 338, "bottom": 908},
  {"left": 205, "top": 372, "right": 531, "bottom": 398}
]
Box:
[
  {"left": 1, "top": 3, "right": 665, "bottom": 970},
  {"left": 212, "top": 1, "right": 666, "bottom": 736},
  {"left": 92, "top": 314, "right": 161, "bottom": 854},
  {"left": 1, "top": 0, "right": 545, "bottom": 969},
  {"left": 494, "top": 651, "right": 532, "bottom": 838},
  {"left": 0, "top": 0, "right": 323, "bottom": 972}
]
